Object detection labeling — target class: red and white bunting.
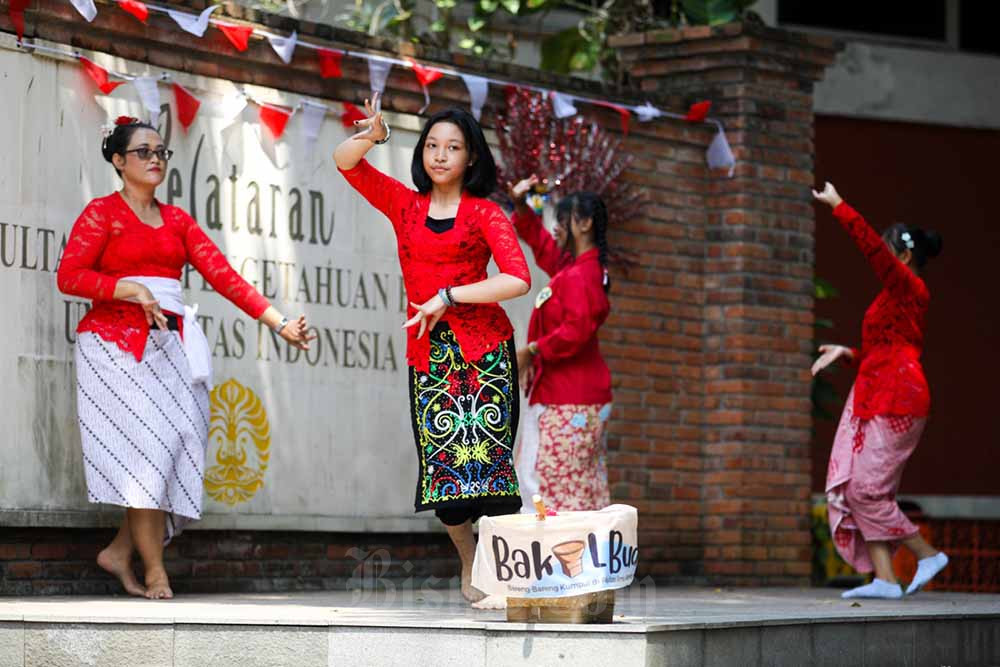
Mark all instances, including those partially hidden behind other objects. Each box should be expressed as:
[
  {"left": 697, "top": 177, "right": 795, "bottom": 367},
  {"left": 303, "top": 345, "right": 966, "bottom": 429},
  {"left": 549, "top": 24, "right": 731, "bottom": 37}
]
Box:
[
  {"left": 165, "top": 5, "right": 217, "bottom": 37},
  {"left": 172, "top": 82, "right": 201, "bottom": 131},
  {"left": 258, "top": 102, "right": 293, "bottom": 140},
  {"left": 266, "top": 30, "right": 297, "bottom": 65},
  {"left": 707, "top": 123, "right": 735, "bottom": 176},
  {"left": 69, "top": 0, "right": 97, "bottom": 22},
  {"left": 685, "top": 100, "right": 711, "bottom": 123},
  {"left": 117, "top": 0, "right": 148, "bottom": 23},
  {"left": 217, "top": 23, "right": 252, "bottom": 52},
  {"left": 341, "top": 102, "right": 366, "bottom": 128},
  {"left": 79, "top": 57, "right": 125, "bottom": 95},
  {"left": 8, "top": 0, "right": 29, "bottom": 41},
  {"left": 408, "top": 58, "right": 442, "bottom": 114},
  {"left": 132, "top": 76, "right": 161, "bottom": 116},
  {"left": 550, "top": 91, "right": 577, "bottom": 119},
  {"left": 461, "top": 74, "right": 489, "bottom": 121},
  {"left": 317, "top": 48, "right": 342, "bottom": 79},
  {"left": 367, "top": 59, "right": 391, "bottom": 95},
  {"left": 300, "top": 101, "right": 327, "bottom": 144}
]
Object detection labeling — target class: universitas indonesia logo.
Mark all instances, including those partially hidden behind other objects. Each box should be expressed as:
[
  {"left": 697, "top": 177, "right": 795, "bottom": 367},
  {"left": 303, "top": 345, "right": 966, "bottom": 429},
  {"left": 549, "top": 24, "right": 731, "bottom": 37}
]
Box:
[{"left": 204, "top": 378, "right": 271, "bottom": 505}]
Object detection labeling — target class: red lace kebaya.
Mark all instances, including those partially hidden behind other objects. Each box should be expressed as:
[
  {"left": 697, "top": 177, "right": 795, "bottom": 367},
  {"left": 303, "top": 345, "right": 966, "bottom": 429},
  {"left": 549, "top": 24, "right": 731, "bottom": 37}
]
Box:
[
  {"left": 338, "top": 159, "right": 530, "bottom": 372},
  {"left": 57, "top": 192, "right": 269, "bottom": 361},
  {"left": 834, "top": 201, "right": 930, "bottom": 418}
]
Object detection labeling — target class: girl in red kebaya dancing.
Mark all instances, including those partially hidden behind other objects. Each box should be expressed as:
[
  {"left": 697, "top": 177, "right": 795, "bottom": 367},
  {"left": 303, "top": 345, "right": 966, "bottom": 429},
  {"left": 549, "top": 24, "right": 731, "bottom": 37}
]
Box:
[
  {"left": 58, "top": 118, "right": 314, "bottom": 599},
  {"left": 507, "top": 177, "right": 613, "bottom": 513},
  {"left": 334, "top": 98, "right": 530, "bottom": 609},
  {"left": 812, "top": 181, "right": 947, "bottom": 599}
]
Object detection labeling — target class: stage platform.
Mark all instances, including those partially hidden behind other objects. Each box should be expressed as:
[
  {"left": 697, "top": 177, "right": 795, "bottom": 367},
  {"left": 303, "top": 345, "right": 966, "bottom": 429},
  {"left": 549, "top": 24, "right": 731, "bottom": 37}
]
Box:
[{"left": 1, "top": 587, "right": 998, "bottom": 666}]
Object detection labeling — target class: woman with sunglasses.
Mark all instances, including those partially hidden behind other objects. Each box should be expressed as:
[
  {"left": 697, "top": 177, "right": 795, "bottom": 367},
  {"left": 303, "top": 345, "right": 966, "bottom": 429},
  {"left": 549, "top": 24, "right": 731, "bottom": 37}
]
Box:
[{"left": 57, "top": 117, "right": 315, "bottom": 599}]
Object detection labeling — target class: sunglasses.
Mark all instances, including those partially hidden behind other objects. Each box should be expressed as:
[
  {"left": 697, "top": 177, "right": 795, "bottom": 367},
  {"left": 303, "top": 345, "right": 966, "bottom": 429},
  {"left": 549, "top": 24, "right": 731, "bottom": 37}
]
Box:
[{"left": 123, "top": 147, "right": 174, "bottom": 162}]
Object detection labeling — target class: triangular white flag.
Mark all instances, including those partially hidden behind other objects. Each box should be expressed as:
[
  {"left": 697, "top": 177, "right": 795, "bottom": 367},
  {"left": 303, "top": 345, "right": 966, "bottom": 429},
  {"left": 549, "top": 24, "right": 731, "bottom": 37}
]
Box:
[
  {"left": 550, "top": 91, "right": 578, "bottom": 119},
  {"left": 367, "top": 59, "right": 392, "bottom": 95},
  {"left": 635, "top": 101, "right": 663, "bottom": 122},
  {"left": 216, "top": 92, "right": 248, "bottom": 122},
  {"left": 300, "top": 101, "right": 326, "bottom": 144},
  {"left": 707, "top": 124, "right": 736, "bottom": 177},
  {"left": 165, "top": 5, "right": 218, "bottom": 37},
  {"left": 461, "top": 74, "right": 488, "bottom": 121},
  {"left": 132, "top": 76, "right": 161, "bottom": 116},
  {"left": 267, "top": 31, "right": 298, "bottom": 65},
  {"left": 69, "top": 0, "right": 97, "bottom": 22}
]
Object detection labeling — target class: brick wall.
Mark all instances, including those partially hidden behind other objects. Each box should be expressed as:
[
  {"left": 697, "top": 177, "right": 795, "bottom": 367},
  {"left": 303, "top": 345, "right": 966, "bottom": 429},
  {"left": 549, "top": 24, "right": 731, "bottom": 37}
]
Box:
[
  {"left": 0, "top": 0, "right": 837, "bottom": 592},
  {"left": 0, "top": 527, "right": 457, "bottom": 595},
  {"left": 613, "top": 24, "right": 837, "bottom": 584}
]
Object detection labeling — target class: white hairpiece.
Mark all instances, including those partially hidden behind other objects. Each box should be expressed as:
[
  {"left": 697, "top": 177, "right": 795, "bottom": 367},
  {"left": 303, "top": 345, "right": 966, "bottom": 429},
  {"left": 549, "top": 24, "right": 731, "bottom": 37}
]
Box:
[{"left": 900, "top": 231, "right": 915, "bottom": 249}]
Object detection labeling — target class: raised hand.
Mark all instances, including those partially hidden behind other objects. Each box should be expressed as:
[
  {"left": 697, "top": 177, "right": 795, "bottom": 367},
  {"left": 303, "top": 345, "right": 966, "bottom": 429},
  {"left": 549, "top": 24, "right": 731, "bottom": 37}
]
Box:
[
  {"left": 811, "top": 181, "right": 843, "bottom": 209},
  {"left": 811, "top": 344, "right": 853, "bottom": 376},
  {"left": 351, "top": 93, "right": 388, "bottom": 143},
  {"left": 507, "top": 175, "right": 539, "bottom": 204}
]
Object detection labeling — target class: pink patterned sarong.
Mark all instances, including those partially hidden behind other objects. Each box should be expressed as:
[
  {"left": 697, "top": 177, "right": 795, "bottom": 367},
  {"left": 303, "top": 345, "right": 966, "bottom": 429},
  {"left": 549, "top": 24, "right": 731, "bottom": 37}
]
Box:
[{"left": 825, "top": 386, "right": 926, "bottom": 573}]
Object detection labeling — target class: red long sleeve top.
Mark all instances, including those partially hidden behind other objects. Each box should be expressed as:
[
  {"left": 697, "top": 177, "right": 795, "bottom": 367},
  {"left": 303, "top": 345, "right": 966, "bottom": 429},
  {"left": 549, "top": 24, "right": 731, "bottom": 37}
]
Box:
[
  {"left": 834, "top": 201, "right": 930, "bottom": 419},
  {"left": 56, "top": 192, "right": 270, "bottom": 362},
  {"left": 513, "top": 209, "right": 612, "bottom": 406},
  {"left": 338, "top": 160, "right": 530, "bottom": 372}
]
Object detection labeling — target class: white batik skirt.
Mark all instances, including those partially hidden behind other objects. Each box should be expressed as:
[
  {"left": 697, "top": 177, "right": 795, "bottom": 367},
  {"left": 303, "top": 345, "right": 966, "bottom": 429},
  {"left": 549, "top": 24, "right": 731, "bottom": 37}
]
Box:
[{"left": 74, "top": 330, "right": 209, "bottom": 541}]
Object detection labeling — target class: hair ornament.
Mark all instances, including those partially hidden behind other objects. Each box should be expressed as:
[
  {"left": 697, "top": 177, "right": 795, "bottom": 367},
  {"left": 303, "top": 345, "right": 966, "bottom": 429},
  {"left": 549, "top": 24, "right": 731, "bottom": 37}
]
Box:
[
  {"left": 115, "top": 115, "right": 140, "bottom": 126},
  {"left": 900, "top": 231, "right": 915, "bottom": 250}
]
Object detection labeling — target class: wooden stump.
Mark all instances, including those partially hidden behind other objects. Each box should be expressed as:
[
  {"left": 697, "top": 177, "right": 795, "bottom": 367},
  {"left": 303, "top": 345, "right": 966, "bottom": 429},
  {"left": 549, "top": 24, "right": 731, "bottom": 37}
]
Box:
[{"left": 505, "top": 590, "right": 616, "bottom": 624}]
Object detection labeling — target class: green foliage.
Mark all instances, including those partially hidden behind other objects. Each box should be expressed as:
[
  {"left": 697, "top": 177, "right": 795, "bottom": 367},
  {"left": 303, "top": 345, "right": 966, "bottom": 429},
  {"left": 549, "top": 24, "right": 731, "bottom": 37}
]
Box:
[
  {"left": 334, "top": 0, "right": 758, "bottom": 79},
  {"left": 679, "top": 0, "right": 756, "bottom": 26}
]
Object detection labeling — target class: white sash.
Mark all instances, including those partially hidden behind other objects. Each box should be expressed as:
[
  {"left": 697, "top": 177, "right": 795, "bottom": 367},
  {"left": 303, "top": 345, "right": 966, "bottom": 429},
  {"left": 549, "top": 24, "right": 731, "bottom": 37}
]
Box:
[{"left": 123, "top": 276, "right": 213, "bottom": 389}]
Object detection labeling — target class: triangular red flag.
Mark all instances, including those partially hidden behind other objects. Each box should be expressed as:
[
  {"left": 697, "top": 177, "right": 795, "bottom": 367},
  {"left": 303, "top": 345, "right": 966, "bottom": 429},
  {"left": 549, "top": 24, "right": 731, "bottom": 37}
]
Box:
[
  {"left": 411, "top": 61, "right": 443, "bottom": 88},
  {"left": 685, "top": 100, "right": 711, "bottom": 123},
  {"left": 9, "top": 0, "right": 30, "bottom": 41},
  {"left": 172, "top": 83, "right": 201, "bottom": 132},
  {"left": 118, "top": 0, "right": 148, "bottom": 22},
  {"left": 317, "top": 48, "right": 342, "bottom": 79},
  {"left": 259, "top": 103, "right": 293, "bottom": 140},
  {"left": 217, "top": 23, "right": 253, "bottom": 52},
  {"left": 79, "top": 57, "right": 124, "bottom": 95},
  {"left": 594, "top": 101, "right": 631, "bottom": 136},
  {"left": 341, "top": 102, "right": 367, "bottom": 128}
]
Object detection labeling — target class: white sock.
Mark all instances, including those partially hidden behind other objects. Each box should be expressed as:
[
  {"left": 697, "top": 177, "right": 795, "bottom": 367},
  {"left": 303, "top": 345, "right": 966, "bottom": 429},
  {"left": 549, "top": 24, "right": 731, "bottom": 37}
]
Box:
[
  {"left": 841, "top": 578, "right": 903, "bottom": 599},
  {"left": 906, "top": 552, "right": 949, "bottom": 595}
]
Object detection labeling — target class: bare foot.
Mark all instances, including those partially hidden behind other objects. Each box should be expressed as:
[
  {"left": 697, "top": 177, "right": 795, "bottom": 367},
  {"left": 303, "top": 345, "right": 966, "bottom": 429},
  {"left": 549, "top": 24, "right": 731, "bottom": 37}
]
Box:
[
  {"left": 96, "top": 548, "right": 145, "bottom": 597},
  {"left": 460, "top": 566, "right": 486, "bottom": 603},
  {"left": 143, "top": 568, "right": 174, "bottom": 600},
  {"left": 471, "top": 594, "right": 506, "bottom": 610}
]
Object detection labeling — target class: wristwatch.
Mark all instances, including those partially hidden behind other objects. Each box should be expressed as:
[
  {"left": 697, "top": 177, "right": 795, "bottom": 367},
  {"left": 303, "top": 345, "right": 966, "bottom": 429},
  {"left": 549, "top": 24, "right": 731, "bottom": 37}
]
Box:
[{"left": 274, "top": 316, "right": 289, "bottom": 334}]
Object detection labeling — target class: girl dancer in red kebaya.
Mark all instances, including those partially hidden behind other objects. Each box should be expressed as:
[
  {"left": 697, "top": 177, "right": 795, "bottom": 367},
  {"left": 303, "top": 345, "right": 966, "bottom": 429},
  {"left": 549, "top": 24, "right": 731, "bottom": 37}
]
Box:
[
  {"left": 507, "top": 177, "right": 613, "bottom": 513},
  {"left": 812, "top": 181, "right": 948, "bottom": 599},
  {"left": 333, "top": 97, "right": 530, "bottom": 609},
  {"left": 58, "top": 117, "right": 314, "bottom": 599}
]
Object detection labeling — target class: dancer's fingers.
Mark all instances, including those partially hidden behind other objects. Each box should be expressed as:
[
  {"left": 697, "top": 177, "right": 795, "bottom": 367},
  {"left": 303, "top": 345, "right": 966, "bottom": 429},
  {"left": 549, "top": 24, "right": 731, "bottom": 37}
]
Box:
[
  {"left": 403, "top": 312, "right": 421, "bottom": 329},
  {"left": 416, "top": 316, "right": 428, "bottom": 339}
]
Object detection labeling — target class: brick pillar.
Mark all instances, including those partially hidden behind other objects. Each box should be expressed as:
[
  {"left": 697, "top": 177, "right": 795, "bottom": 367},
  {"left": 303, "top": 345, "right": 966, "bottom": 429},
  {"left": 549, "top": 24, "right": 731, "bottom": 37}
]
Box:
[{"left": 612, "top": 24, "right": 838, "bottom": 584}]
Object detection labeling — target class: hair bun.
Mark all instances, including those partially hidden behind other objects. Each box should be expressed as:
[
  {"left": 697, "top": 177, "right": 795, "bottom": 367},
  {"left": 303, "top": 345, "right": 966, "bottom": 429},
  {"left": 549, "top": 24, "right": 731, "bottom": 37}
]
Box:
[{"left": 923, "top": 230, "right": 943, "bottom": 258}]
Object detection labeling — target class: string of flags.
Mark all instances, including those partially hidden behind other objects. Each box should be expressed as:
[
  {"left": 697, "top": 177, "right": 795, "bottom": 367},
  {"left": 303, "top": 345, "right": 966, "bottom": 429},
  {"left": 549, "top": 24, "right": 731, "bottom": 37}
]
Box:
[{"left": 8, "top": 0, "right": 735, "bottom": 174}]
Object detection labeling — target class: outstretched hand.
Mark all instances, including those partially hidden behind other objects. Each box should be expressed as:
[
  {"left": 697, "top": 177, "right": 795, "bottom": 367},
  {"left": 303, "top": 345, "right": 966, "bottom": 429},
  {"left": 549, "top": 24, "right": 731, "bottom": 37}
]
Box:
[
  {"left": 278, "top": 315, "right": 317, "bottom": 351},
  {"left": 403, "top": 295, "right": 448, "bottom": 340},
  {"left": 812, "top": 181, "right": 843, "bottom": 209},
  {"left": 351, "top": 93, "right": 388, "bottom": 143},
  {"left": 811, "top": 344, "right": 853, "bottom": 376}
]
